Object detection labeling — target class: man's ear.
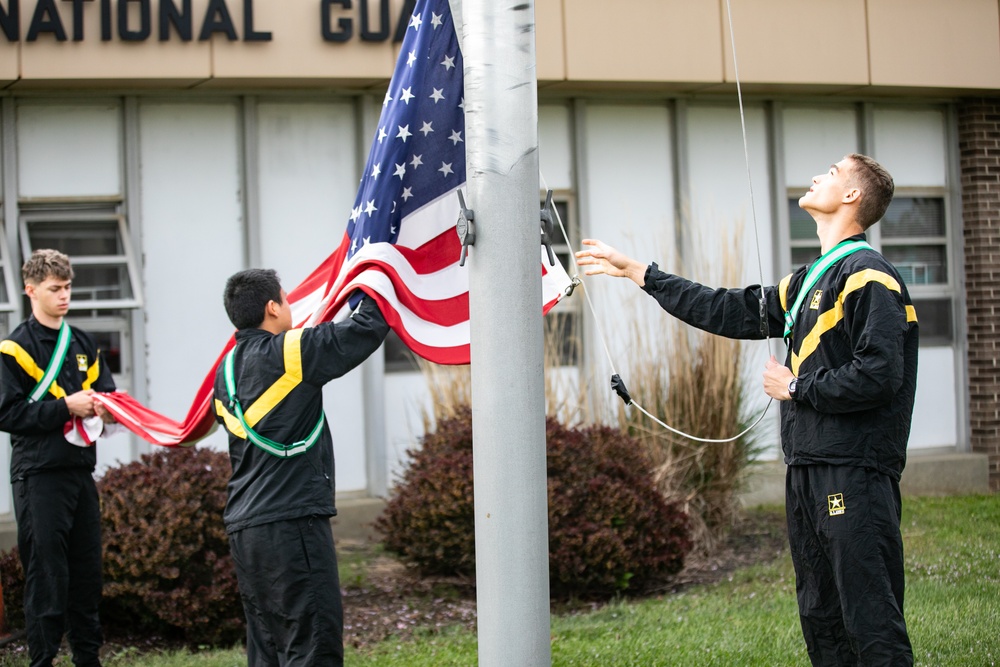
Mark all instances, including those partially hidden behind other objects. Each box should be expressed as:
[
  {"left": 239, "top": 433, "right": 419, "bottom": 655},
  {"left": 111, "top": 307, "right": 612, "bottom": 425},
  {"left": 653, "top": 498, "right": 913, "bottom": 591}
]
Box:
[
  {"left": 264, "top": 299, "right": 280, "bottom": 320},
  {"left": 23, "top": 284, "right": 35, "bottom": 299},
  {"left": 843, "top": 187, "right": 861, "bottom": 204}
]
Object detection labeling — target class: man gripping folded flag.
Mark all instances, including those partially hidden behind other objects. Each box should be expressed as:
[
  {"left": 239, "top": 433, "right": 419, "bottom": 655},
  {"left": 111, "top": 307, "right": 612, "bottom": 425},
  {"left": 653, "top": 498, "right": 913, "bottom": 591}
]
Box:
[{"left": 87, "top": 0, "right": 573, "bottom": 447}]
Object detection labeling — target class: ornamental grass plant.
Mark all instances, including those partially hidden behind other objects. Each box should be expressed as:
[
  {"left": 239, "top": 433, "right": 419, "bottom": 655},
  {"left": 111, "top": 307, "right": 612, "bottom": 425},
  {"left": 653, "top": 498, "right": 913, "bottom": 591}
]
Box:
[{"left": 611, "top": 227, "right": 766, "bottom": 551}]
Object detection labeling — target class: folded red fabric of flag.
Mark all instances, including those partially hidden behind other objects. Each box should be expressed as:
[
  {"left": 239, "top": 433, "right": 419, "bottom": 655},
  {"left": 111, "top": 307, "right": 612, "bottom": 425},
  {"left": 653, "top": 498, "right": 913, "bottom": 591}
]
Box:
[{"left": 90, "top": 0, "right": 572, "bottom": 447}]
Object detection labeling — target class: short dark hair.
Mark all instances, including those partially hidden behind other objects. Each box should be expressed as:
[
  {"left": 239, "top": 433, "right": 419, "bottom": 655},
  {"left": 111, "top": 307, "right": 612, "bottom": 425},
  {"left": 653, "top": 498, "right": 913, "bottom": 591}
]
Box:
[
  {"left": 223, "top": 269, "right": 283, "bottom": 330},
  {"left": 846, "top": 153, "right": 894, "bottom": 230},
  {"left": 22, "top": 249, "right": 73, "bottom": 285}
]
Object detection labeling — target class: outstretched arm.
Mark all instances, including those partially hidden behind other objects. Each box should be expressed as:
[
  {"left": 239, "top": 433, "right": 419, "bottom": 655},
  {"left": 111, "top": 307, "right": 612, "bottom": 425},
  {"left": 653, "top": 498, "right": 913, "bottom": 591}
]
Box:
[
  {"left": 577, "top": 238, "right": 783, "bottom": 340},
  {"left": 575, "top": 239, "right": 648, "bottom": 287}
]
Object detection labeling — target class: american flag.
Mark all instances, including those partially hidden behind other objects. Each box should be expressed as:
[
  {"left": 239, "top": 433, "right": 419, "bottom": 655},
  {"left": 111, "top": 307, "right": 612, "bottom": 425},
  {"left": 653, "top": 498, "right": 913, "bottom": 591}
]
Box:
[{"left": 90, "top": 0, "right": 573, "bottom": 446}]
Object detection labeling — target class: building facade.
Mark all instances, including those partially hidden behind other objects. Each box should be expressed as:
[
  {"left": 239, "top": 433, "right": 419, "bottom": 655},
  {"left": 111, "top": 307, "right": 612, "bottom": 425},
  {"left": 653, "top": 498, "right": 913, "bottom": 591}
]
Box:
[{"left": 0, "top": 0, "right": 997, "bottom": 545}]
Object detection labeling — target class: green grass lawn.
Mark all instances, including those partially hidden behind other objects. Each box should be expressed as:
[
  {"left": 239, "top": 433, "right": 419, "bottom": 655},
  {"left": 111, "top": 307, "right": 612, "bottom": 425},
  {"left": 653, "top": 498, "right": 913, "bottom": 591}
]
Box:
[{"left": 2, "top": 494, "right": 997, "bottom": 666}]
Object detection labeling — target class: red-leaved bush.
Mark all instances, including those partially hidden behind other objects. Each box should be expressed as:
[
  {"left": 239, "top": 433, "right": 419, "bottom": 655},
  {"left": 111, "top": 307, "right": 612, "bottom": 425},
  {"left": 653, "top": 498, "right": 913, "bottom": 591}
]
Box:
[
  {"left": 1, "top": 448, "right": 244, "bottom": 644},
  {"left": 376, "top": 408, "right": 692, "bottom": 599}
]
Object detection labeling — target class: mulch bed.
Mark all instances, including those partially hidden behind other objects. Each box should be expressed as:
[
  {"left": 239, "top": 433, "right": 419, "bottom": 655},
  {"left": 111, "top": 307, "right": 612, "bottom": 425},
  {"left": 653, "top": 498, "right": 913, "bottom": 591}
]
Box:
[{"left": 341, "top": 507, "right": 788, "bottom": 649}]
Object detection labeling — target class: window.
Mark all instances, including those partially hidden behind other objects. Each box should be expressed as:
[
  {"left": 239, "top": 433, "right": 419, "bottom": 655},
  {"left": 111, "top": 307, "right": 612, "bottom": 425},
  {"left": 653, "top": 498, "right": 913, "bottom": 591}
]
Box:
[
  {"left": 781, "top": 105, "right": 954, "bottom": 348},
  {"left": 785, "top": 192, "right": 952, "bottom": 345},
  {"left": 384, "top": 330, "right": 419, "bottom": 373},
  {"left": 787, "top": 197, "right": 820, "bottom": 265},
  {"left": 19, "top": 203, "right": 141, "bottom": 388},
  {"left": 0, "top": 204, "right": 17, "bottom": 318},
  {"left": 881, "top": 194, "right": 952, "bottom": 345},
  {"left": 20, "top": 205, "right": 142, "bottom": 309}
]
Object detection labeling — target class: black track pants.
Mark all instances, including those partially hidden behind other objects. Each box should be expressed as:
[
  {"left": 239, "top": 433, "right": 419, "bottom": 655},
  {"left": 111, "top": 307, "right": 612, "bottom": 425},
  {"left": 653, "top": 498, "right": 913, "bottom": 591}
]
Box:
[
  {"left": 785, "top": 464, "right": 912, "bottom": 667},
  {"left": 229, "top": 516, "right": 343, "bottom": 667},
  {"left": 13, "top": 469, "right": 103, "bottom": 667}
]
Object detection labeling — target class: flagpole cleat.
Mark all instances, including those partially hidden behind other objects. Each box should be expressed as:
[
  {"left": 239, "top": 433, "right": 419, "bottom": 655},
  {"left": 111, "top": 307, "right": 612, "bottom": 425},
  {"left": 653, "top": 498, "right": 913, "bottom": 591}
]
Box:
[
  {"left": 610, "top": 373, "right": 632, "bottom": 406},
  {"left": 539, "top": 189, "right": 557, "bottom": 266},
  {"left": 456, "top": 189, "right": 476, "bottom": 267}
]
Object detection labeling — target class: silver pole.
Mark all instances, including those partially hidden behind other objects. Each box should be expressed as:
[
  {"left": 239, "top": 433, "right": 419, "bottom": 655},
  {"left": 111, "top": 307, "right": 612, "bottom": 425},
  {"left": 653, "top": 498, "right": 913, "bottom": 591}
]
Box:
[{"left": 456, "top": 0, "right": 552, "bottom": 664}]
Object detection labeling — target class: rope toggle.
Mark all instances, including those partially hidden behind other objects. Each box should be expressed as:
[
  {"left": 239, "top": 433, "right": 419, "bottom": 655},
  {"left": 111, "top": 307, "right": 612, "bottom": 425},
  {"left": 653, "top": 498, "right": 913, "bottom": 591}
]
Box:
[{"left": 610, "top": 373, "right": 632, "bottom": 406}]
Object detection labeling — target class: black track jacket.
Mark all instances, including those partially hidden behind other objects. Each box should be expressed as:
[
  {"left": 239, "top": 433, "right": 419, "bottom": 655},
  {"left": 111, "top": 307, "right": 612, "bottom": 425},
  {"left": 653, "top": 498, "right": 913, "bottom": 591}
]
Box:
[
  {"left": 0, "top": 316, "right": 116, "bottom": 478},
  {"left": 213, "top": 298, "right": 389, "bottom": 534},
  {"left": 641, "top": 234, "right": 919, "bottom": 480}
]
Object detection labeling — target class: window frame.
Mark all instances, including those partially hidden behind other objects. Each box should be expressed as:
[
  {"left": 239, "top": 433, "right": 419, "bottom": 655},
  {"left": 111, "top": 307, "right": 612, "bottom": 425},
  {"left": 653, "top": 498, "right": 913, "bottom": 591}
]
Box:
[
  {"left": 782, "top": 185, "right": 955, "bottom": 346},
  {"left": 18, "top": 203, "right": 144, "bottom": 310},
  {"left": 0, "top": 203, "right": 18, "bottom": 313},
  {"left": 65, "top": 311, "right": 132, "bottom": 392}
]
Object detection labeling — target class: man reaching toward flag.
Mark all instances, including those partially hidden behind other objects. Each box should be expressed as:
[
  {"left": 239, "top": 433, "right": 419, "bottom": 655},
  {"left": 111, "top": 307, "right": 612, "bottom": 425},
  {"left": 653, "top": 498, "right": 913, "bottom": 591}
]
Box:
[{"left": 214, "top": 269, "right": 388, "bottom": 665}]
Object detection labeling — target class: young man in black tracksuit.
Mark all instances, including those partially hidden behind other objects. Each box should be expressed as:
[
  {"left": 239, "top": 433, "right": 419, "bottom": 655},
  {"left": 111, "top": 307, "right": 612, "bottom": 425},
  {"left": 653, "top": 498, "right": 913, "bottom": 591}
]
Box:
[
  {"left": 577, "top": 153, "right": 916, "bottom": 666},
  {"left": 0, "top": 249, "right": 118, "bottom": 667},
  {"left": 213, "top": 269, "right": 388, "bottom": 666}
]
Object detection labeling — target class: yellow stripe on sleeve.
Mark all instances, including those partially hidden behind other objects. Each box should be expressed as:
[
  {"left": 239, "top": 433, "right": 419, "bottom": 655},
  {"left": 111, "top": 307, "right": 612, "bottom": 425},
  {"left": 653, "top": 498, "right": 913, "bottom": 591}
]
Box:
[
  {"left": 0, "top": 339, "right": 67, "bottom": 399},
  {"left": 214, "top": 398, "right": 247, "bottom": 439},
  {"left": 778, "top": 274, "right": 793, "bottom": 312}
]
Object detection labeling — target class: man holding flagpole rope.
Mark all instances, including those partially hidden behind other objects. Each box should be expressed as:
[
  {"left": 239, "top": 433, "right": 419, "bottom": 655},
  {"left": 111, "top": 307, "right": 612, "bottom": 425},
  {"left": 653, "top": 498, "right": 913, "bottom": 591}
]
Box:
[
  {"left": 577, "top": 153, "right": 916, "bottom": 666},
  {"left": 0, "top": 249, "right": 120, "bottom": 667}
]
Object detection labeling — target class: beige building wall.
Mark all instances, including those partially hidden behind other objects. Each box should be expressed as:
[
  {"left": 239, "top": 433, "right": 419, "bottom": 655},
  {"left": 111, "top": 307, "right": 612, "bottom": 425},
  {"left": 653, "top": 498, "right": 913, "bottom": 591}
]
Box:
[
  {"left": 1, "top": 0, "right": 999, "bottom": 92},
  {"left": 868, "top": 0, "right": 1000, "bottom": 89}
]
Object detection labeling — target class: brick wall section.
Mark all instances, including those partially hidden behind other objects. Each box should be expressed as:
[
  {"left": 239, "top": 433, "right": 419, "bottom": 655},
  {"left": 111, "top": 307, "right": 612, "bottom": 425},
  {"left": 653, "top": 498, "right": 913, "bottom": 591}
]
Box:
[{"left": 958, "top": 98, "right": 1000, "bottom": 491}]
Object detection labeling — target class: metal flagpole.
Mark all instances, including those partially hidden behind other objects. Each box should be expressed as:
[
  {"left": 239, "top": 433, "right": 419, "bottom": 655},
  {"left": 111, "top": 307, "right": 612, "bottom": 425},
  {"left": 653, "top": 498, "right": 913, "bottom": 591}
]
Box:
[{"left": 451, "top": 0, "right": 552, "bottom": 664}]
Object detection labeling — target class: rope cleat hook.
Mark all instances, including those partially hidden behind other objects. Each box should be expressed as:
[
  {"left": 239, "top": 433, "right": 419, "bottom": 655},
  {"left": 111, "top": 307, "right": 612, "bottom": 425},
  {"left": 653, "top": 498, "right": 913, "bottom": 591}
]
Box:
[{"left": 455, "top": 189, "right": 476, "bottom": 267}]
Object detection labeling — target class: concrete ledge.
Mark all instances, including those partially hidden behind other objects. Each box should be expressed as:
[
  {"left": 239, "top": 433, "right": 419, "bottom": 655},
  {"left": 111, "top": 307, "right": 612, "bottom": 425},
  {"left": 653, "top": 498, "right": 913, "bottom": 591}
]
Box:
[
  {"left": 332, "top": 496, "right": 387, "bottom": 543},
  {"left": 739, "top": 460, "right": 787, "bottom": 507},
  {"left": 0, "top": 496, "right": 393, "bottom": 555},
  {"left": 899, "top": 451, "right": 991, "bottom": 496},
  {"left": 738, "top": 452, "right": 993, "bottom": 508},
  {"left": 0, "top": 522, "right": 14, "bottom": 553}
]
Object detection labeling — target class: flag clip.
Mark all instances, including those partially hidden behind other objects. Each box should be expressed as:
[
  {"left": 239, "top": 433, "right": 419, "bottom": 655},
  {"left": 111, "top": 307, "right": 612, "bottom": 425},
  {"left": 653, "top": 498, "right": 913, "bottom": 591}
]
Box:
[
  {"left": 564, "top": 276, "right": 581, "bottom": 297},
  {"left": 540, "top": 190, "right": 557, "bottom": 267},
  {"left": 456, "top": 189, "right": 476, "bottom": 267}
]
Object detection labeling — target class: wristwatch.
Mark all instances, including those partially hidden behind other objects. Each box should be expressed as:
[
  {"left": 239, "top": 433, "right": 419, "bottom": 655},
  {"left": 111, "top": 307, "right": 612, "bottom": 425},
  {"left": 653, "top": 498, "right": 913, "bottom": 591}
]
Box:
[{"left": 787, "top": 378, "right": 798, "bottom": 399}]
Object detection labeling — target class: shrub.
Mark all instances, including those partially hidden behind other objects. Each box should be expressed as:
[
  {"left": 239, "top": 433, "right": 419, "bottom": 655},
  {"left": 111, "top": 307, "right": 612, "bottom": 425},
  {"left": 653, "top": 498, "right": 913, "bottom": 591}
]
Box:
[
  {"left": 376, "top": 407, "right": 691, "bottom": 599},
  {"left": 0, "top": 447, "right": 244, "bottom": 644},
  {"left": 99, "top": 447, "right": 243, "bottom": 643},
  {"left": 0, "top": 545, "right": 24, "bottom": 631}
]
